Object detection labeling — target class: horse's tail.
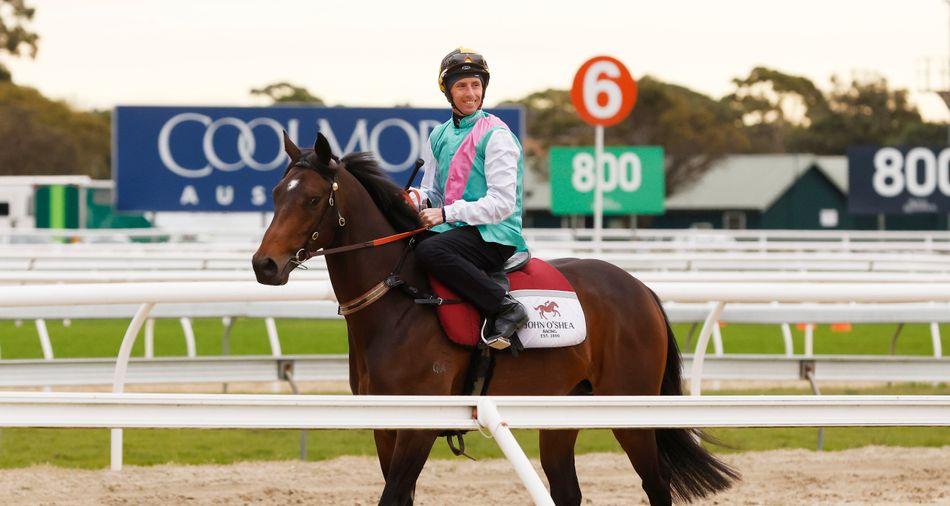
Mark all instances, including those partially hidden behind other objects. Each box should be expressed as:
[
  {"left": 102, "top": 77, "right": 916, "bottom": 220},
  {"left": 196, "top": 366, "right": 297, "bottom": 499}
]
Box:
[{"left": 648, "top": 288, "right": 740, "bottom": 503}]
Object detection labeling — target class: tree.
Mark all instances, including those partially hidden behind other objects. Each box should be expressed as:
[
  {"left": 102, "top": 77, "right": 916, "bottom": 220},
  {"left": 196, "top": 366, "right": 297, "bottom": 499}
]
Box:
[
  {"left": 0, "top": 82, "right": 110, "bottom": 178},
  {"left": 0, "top": 0, "right": 39, "bottom": 81},
  {"left": 802, "top": 74, "right": 942, "bottom": 151},
  {"left": 250, "top": 82, "right": 325, "bottom": 104},
  {"left": 725, "top": 67, "right": 946, "bottom": 153},
  {"left": 611, "top": 77, "right": 750, "bottom": 193},
  {"left": 724, "top": 66, "right": 830, "bottom": 153},
  {"left": 502, "top": 77, "right": 749, "bottom": 194}
]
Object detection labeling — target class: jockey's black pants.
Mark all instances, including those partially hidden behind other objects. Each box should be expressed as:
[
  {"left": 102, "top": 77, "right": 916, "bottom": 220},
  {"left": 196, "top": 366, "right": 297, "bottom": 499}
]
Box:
[{"left": 415, "top": 226, "right": 515, "bottom": 315}]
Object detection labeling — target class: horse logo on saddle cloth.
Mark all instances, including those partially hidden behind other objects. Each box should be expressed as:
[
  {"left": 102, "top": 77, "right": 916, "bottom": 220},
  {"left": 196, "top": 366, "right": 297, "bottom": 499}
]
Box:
[{"left": 428, "top": 255, "right": 588, "bottom": 351}]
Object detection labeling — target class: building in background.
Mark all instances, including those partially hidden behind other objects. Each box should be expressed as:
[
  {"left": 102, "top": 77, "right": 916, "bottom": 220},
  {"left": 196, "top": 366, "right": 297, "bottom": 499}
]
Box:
[
  {"left": 0, "top": 176, "right": 151, "bottom": 232},
  {"left": 526, "top": 154, "right": 949, "bottom": 231},
  {"left": 656, "top": 155, "right": 949, "bottom": 230}
]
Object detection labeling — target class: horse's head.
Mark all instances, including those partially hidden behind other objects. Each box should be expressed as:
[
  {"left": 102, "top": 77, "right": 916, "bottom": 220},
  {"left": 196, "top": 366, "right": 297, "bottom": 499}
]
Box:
[{"left": 252, "top": 132, "right": 342, "bottom": 285}]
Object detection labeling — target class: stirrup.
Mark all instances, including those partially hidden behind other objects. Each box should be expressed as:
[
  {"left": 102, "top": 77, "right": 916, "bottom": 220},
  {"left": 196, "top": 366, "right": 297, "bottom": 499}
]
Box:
[
  {"left": 480, "top": 320, "right": 511, "bottom": 350},
  {"left": 483, "top": 336, "right": 511, "bottom": 350}
]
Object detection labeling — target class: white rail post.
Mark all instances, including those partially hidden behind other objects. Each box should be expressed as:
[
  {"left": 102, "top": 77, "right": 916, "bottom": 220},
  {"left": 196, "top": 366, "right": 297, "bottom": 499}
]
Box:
[
  {"left": 781, "top": 323, "right": 794, "bottom": 356},
  {"left": 179, "top": 317, "right": 197, "bottom": 358},
  {"left": 265, "top": 317, "right": 282, "bottom": 356},
  {"left": 804, "top": 324, "right": 815, "bottom": 357},
  {"left": 110, "top": 302, "right": 155, "bottom": 472},
  {"left": 930, "top": 322, "right": 943, "bottom": 358},
  {"left": 689, "top": 301, "right": 726, "bottom": 396},
  {"left": 712, "top": 321, "right": 724, "bottom": 356},
  {"left": 34, "top": 319, "right": 54, "bottom": 360},
  {"left": 144, "top": 319, "right": 155, "bottom": 359},
  {"left": 476, "top": 398, "right": 554, "bottom": 506}
]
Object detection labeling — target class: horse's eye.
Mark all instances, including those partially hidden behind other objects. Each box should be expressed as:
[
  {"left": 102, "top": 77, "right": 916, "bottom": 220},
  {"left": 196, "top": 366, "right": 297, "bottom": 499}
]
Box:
[{"left": 309, "top": 197, "right": 320, "bottom": 207}]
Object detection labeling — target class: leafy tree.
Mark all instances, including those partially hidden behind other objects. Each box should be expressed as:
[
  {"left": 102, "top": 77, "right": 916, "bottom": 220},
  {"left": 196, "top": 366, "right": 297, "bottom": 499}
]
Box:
[
  {"left": 804, "top": 75, "right": 941, "bottom": 151},
  {"left": 725, "top": 67, "right": 946, "bottom": 153},
  {"left": 0, "top": 0, "right": 39, "bottom": 81},
  {"left": 611, "top": 77, "right": 749, "bottom": 193},
  {"left": 724, "top": 66, "right": 830, "bottom": 152},
  {"left": 0, "top": 82, "right": 110, "bottom": 178},
  {"left": 250, "top": 82, "right": 325, "bottom": 104},
  {"left": 502, "top": 77, "right": 749, "bottom": 194}
]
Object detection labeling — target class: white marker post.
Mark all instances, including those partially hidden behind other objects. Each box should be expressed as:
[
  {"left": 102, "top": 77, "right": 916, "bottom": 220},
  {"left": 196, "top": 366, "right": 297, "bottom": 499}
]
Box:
[
  {"left": 571, "top": 56, "right": 638, "bottom": 250},
  {"left": 594, "top": 125, "right": 605, "bottom": 247}
]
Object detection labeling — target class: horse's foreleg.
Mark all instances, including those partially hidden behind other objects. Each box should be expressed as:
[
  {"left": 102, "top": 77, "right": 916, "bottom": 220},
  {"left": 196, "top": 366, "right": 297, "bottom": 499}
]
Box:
[
  {"left": 377, "top": 429, "right": 438, "bottom": 506},
  {"left": 373, "top": 430, "right": 397, "bottom": 478}
]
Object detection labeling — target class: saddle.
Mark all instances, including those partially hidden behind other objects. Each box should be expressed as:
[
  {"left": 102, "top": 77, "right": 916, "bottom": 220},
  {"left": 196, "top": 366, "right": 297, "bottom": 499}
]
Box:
[
  {"left": 427, "top": 252, "right": 586, "bottom": 349},
  {"left": 428, "top": 251, "right": 588, "bottom": 458}
]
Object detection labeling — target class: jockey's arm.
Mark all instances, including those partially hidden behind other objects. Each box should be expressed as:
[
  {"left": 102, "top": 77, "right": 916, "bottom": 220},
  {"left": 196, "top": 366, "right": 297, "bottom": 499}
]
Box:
[{"left": 442, "top": 130, "right": 519, "bottom": 225}]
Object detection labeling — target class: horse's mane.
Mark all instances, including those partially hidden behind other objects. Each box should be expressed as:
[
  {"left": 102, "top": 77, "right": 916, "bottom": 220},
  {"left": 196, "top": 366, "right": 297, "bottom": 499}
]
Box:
[
  {"left": 339, "top": 152, "right": 422, "bottom": 232},
  {"left": 287, "top": 150, "right": 421, "bottom": 233}
]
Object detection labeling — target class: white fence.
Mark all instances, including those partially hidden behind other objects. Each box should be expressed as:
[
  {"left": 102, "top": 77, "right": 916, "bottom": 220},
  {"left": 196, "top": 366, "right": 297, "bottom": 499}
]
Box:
[
  {"left": 2, "top": 300, "right": 947, "bottom": 363},
  {"left": 9, "top": 269, "right": 950, "bottom": 285},
  {"left": 1, "top": 280, "right": 948, "bottom": 396},
  {"left": 5, "top": 226, "right": 950, "bottom": 245},
  {"left": 2, "top": 354, "right": 945, "bottom": 387},
  {"left": 1, "top": 392, "right": 947, "bottom": 503},
  {"left": 1, "top": 279, "right": 949, "bottom": 482}
]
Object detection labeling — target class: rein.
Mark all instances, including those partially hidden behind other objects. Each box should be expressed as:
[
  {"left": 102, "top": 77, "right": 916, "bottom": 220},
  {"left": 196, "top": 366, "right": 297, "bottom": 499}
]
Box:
[
  {"left": 287, "top": 158, "right": 431, "bottom": 315},
  {"left": 288, "top": 159, "right": 427, "bottom": 267},
  {"left": 293, "top": 226, "right": 427, "bottom": 263}
]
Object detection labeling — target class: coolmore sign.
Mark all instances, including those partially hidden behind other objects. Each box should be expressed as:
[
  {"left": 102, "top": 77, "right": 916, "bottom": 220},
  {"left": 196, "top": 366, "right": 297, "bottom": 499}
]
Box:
[
  {"left": 848, "top": 146, "right": 950, "bottom": 214},
  {"left": 549, "top": 146, "right": 665, "bottom": 215},
  {"left": 113, "top": 106, "right": 524, "bottom": 211}
]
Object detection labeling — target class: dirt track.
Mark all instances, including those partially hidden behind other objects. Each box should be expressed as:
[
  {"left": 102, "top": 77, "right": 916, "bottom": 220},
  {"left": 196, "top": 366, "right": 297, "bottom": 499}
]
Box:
[{"left": 1, "top": 446, "right": 947, "bottom": 505}]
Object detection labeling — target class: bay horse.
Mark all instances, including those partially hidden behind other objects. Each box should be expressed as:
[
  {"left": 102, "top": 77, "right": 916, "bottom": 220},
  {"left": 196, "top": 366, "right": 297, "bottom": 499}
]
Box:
[{"left": 252, "top": 133, "right": 738, "bottom": 505}]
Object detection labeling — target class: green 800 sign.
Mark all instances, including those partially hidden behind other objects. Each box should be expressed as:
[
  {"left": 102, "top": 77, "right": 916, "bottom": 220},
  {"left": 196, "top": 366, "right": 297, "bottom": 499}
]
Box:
[{"left": 549, "top": 146, "right": 665, "bottom": 215}]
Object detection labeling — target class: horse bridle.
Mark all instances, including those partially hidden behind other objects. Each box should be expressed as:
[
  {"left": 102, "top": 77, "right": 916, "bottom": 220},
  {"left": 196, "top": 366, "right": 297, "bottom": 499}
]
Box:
[
  {"left": 284, "top": 158, "right": 430, "bottom": 315},
  {"left": 289, "top": 158, "right": 347, "bottom": 268}
]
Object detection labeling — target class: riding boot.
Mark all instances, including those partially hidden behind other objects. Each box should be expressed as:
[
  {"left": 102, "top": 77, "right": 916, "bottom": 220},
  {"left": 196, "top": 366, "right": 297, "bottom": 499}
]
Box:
[{"left": 482, "top": 295, "right": 529, "bottom": 350}]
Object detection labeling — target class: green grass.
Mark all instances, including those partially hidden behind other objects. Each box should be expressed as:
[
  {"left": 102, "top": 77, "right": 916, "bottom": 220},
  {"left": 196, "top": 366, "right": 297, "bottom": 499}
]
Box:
[
  {"left": 1, "top": 318, "right": 947, "bottom": 359},
  {"left": 672, "top": 322, "right": 949, "bottom": 356},
  {"left": 0, "top": 318, "right": 349, "bottom": 359}
]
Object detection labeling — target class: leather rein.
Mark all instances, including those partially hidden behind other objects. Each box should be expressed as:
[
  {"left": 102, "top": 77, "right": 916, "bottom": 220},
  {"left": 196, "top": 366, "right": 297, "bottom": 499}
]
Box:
[{"left": 287, "top": 158, "right": 429, "bottom": 316}]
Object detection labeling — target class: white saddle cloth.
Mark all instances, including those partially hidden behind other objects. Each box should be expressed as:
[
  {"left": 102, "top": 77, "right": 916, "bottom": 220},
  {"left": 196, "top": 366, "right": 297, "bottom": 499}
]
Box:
[{"left": 510, "top": 289, "right": 587, "bottom": 349}]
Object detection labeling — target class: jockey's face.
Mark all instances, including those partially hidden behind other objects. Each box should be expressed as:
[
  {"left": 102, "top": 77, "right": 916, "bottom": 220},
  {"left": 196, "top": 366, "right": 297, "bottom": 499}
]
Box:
[{"left": 450, "top": 77, "right": 483, "bottom": 116}]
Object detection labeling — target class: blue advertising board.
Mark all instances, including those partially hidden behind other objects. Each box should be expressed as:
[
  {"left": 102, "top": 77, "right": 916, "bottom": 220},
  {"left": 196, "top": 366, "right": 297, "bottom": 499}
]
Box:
[
  {"left": 113, "top": 106, "right": 524, "bottom": 211},
  {"left": 848, "top": 146, "right": 950, "bottom": 214}
]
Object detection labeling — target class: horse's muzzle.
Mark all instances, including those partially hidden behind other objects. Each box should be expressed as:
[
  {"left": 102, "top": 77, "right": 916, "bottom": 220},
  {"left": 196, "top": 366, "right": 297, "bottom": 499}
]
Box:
[{"left": 251, "top": 255, "right": 287, "bottom": 285}]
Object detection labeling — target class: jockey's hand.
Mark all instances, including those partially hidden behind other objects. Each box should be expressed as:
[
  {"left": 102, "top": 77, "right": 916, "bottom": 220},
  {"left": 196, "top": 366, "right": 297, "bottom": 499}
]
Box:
[{"left": 419, "top": 208, "right": 445, "bottom": 228}]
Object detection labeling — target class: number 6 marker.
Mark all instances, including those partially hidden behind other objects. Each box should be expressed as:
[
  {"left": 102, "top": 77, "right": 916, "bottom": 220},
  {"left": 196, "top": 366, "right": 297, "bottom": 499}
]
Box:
[{"left": 571, "top": 56, "right": 638, "bottom": 127}]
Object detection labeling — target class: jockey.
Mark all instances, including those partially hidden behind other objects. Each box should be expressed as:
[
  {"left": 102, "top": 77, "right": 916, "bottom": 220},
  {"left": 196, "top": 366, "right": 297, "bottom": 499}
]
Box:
[{"left": 410, "top": 47, "right": 529, "bottom": 350}]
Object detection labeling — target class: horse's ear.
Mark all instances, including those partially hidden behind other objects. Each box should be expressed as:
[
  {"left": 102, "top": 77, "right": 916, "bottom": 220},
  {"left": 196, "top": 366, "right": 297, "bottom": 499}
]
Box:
[
  {"left": 314, "top": 132, "right": 334, "bottom": 165},
  {"left": 283, "top": 130, "right": 301, "bottom": 160}
]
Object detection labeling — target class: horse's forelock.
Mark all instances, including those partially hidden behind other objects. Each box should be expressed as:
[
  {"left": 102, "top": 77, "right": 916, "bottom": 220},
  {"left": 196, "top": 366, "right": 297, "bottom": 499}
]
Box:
[{"left": 281, "top": 150, "right": 336, "bottom": 180}]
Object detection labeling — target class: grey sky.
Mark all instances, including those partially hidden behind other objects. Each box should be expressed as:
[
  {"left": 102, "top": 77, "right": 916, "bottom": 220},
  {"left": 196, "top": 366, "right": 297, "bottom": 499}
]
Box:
[{"left": 7, "top": 0, "right": 950, "bottom": 120}]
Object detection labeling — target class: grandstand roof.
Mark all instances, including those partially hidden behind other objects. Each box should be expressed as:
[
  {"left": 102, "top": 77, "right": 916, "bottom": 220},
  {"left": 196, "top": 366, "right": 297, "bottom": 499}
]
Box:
[{"left": 665, "top": 154, "right": 847, "bottom": 211}]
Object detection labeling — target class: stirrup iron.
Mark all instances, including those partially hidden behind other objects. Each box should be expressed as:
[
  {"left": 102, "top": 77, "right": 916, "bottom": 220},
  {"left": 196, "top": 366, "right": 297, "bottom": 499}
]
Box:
[{"left": 480, "top": 319, "right": 511, "bottom": 350}]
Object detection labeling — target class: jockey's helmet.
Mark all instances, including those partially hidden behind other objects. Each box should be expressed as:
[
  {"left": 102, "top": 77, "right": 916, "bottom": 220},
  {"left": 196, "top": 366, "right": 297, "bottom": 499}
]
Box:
[{"left": 438, "top": 47, "right": 490, "bottom": 105}]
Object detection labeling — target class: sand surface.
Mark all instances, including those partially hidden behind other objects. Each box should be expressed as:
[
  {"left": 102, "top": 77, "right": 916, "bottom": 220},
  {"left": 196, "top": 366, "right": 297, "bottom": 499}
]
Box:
[{"left": 1, "top": 446, "right": 947, "bottom": 505}]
